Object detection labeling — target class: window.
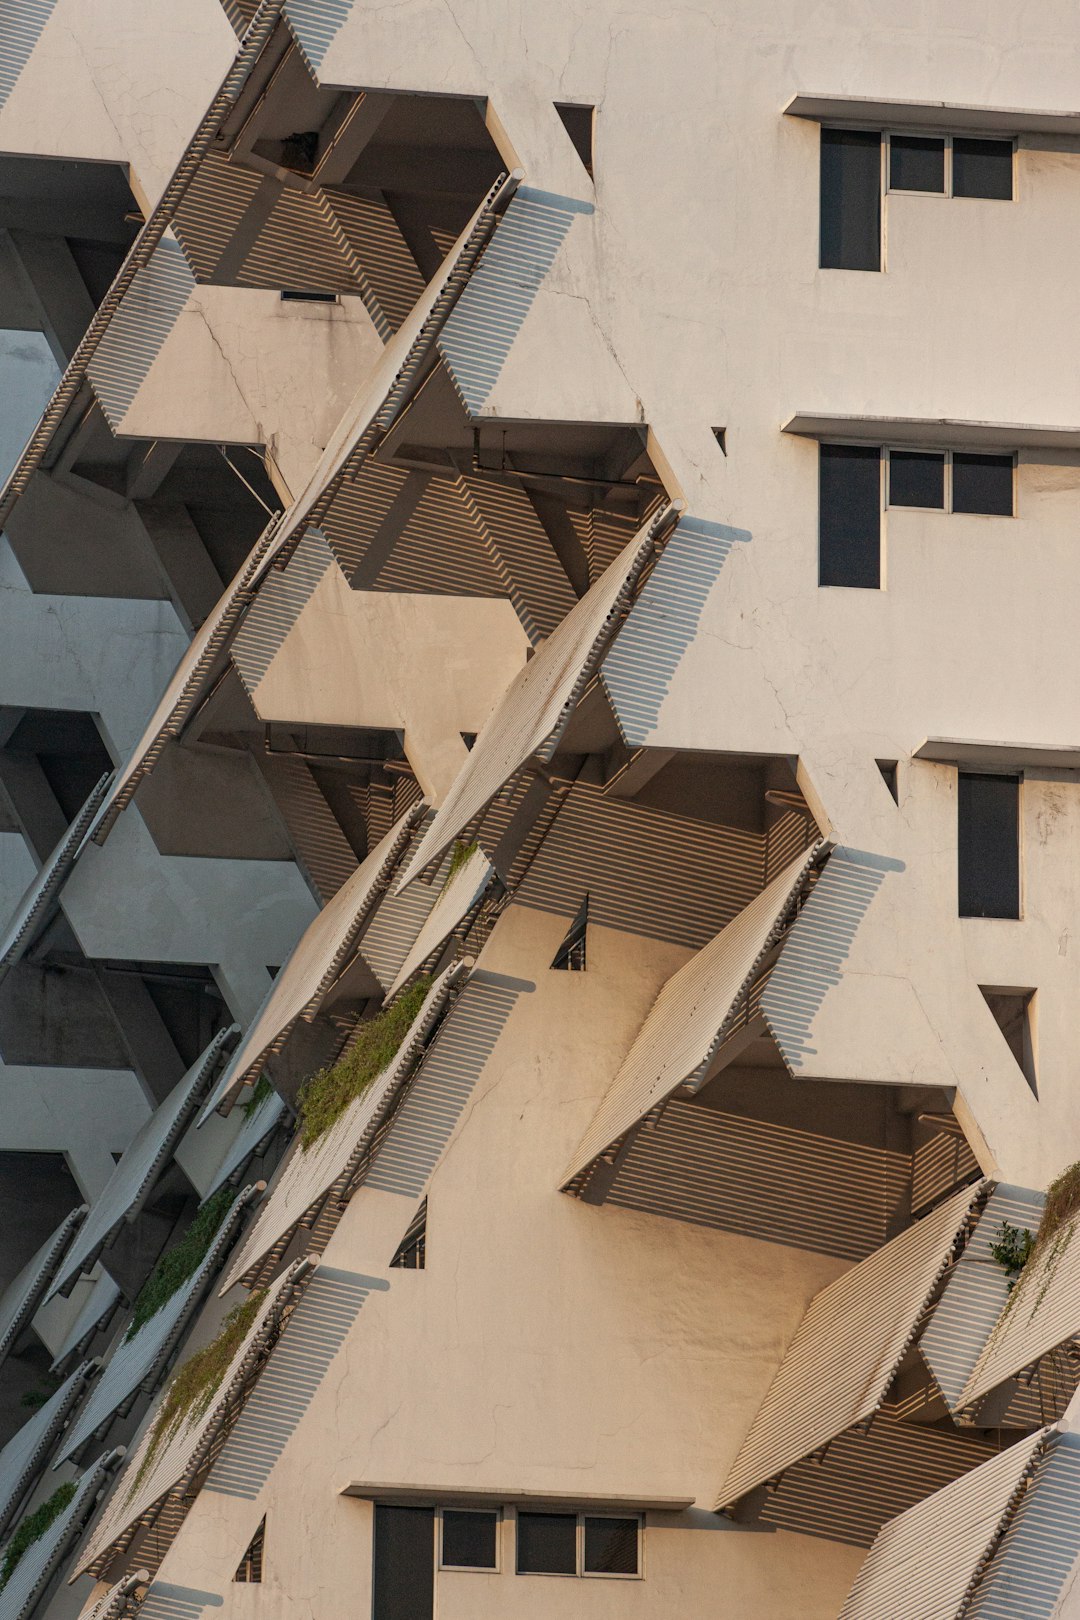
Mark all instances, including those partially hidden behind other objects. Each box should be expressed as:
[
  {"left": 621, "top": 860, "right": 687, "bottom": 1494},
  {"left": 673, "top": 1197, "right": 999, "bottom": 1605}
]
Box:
[
  {"left": 819, "top": 443, "right": 881, "bottom": 588},
  {"left": 280, "top": 289, "right": 338, "bottom": 303},
  {"left": 554, "top": 103, "right": 594, "bottom": 179},
  {"left": 373, "top": 1505, "right": 434, "bottom": 1620},
  {"left": 957, "top": 773, "right": 1020, "bottom": 919},
  {"left": 980, "top": 987, "right": 1037, "bottom": 1095},
  {"left": 820, "top": 127, "right": 881, "bottom": 270},
  {"left": 441, "top": 1509, "right": 498, "bottom": 1570},
  {"left": 886, "top": 133, "right": 1014, "bottom": 200},
  {"left": 883, "top": 448, "right": 1014, "bottom": 516},
  {"left": 516, "top": 1512, "right": 641, "bottom": 1578},
  {"left": 876, "top": 760, "right": 899, "bottom": 803}
]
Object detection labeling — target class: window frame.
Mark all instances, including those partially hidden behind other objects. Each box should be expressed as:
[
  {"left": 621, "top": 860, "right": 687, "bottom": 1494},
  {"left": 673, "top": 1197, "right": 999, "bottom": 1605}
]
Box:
[
  {"left": 885, "top": 131, "right": 1015, "bottom": 200},
  {"left": 437, "top": 1505, "right": 501, "bottom": 1573},
  {"left": 513, "top": 1509, "right": 643, "bottom": 1581},
  {"left": 883, "top": 446, "right": 1016, "bottom": 517}
]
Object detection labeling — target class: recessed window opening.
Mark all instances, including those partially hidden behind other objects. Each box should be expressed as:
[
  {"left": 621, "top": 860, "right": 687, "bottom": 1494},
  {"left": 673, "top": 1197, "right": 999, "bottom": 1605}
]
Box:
[
  {"left": 820, "top": 127, "right": 881, "bottom": 271},
  {"left": 885, "top": 448, "right": 1015, "bottom": 516},
  {"left": 551, "top": 896, "right": 588, "bottom": 970},
  {"left": 979, "top": 987, "right": 1037, "bottom": 1095},
  {"left": 876, "top": 760, "right": 899, "bottom": 803},
  {"left": 280, "top": 289, "right": 339, "bottom": 303},
  {"left": 818, "top": 442, "right": 881, "bottom": 588},
  {"left": 886, "top": 132, "right": 1014, "bottom": 200},
  {"left": 373, "top": 1505, "right": 434, "bottom": 1620},
  {"left": 234, "top": 1517, "right": 265, "bottom": 1582},
  {"left": 516, "top": 1512, "right": 641, "bottom": 1578},
  {"left": 390, "top": 1199, "right": 426, "bottom": 1269},
  {"left": 440, "top": 1509, "right": 499, "bottom": 1570},
  {"left": 554, "top": 103, "right": 595, "bottom": 178},
  {"left": 958, "top": 772, "right": 1020, "bottom": 919}
]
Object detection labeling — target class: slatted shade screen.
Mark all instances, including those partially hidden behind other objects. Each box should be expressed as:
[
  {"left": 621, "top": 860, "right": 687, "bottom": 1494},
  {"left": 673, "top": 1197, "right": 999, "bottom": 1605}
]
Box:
[
  {"left": 0, "top": 1451, "right": 119, "bottom": 1620},
  {"left": 0, "top": 1362, "right": 95, "bottom": 1537},
  {"left": 196, "top": 803, "right": 423, "bottom": 1125},
  {"left": 561, "top": 845, "right": 822, "bottom": 1187},
  {"left": 217, "top": 962, "right": 467, "bottom": 1294},
  {"left": 394, "top": 505, "right": 675, "bottom": 891},
  {"left": 0, "top": 1207, "right": 86, "bottom": 1364},
  {"left": 0, "top": 772, "right": 112, "bottom": 970},
  {"left": 49, "top": 1028, "right": 236, "bottom": 1299},
  {"left": 387, "top": 847, "right": 492, "bottom": 995},
  {"left": 960, "top": 1205, "right": 1080, "bottom": 1414},
  {"left": 73, "top": 1263, "right": 308, "bottom": 1579},
  {"left": 717, "top": 1180, "right": 987, "bottom": 1509},
  {"left": 203, "top": 1088, "right": 286, "bottom": 1198},
  {"left": 919, "top": 1184, "right": 1044, "bottom": 1413},
  {"left": 964, "top": 1429, "right": 1080, "bottom": 1619},
  {"left": 838, "top": 1429, "right": 1051, "bottom": 1620}
]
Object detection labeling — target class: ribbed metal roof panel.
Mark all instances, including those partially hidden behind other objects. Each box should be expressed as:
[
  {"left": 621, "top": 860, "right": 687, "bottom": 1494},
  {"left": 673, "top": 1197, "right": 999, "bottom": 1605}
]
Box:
[
  {"left": 562, "top": 845, "right": 820, "bottom": 1186},
  {"left": 0, "top": 773, "right": 111, "bottom": 970},
  {"left": 203, "top": 1090, "right": 287, "bottom": 1199},
  {"left": 920, "top": 1184, "right": 1044, "bottom": 1412},
  {"left": 74, "top": 1263, "right": 307, "bottom": 1579},
  {"left": 717, "top": 1181, "right": 986, "bottom": 1508},
  {"left": 50, "top": 1271, "right": 121, "bottom": 1373},
  {"left": 196, "top": 803, "right": 422, "bottom": 1124},
  {"left": 0, "top": 1451, "right": 118, "bottom": 1620},
  {"left": 49, "top": 1030, "right": 234, "bottom": 1300},
  {"left": 387, "top": 847, "right": 492, "bottom": 996},
  {"left": 218, "top": 962, "right": 467, "bottom": 1294},
  {"left": 395, "top": 504, "right": 675, "bottom": 891},
  {"left": 838, "top": 1429, "right": 1051, "bottom": 1620},
  {"left": 57, "top": 1191, "right": 252, "bottom": 1463},
  {"left": 965, "top": 1429, "right": 1080, "bottom": 1619},
  {"left": 0, "top": 1362, "right": 95, "bottom": 1538},
  {"left": 0, "top": 1207, "right": 85, "bottom": 1364}
]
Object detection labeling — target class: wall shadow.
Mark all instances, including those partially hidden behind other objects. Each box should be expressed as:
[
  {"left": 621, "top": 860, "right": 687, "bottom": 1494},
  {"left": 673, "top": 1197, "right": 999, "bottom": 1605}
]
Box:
[
  {"left": 283, "top": 0, "right": 353, "bottom": 74},
  {"left": 86, "top": 238, "right": 195, "bottom": 430},
  {"left": 0, "top": 0, "right": 59, "bottom": 111},
  {"left": 138, "top": 1584, "right": 224, "bottom": 1619},
  {"left": 232, "top": 527, "right": 336, "bottom": 694}
]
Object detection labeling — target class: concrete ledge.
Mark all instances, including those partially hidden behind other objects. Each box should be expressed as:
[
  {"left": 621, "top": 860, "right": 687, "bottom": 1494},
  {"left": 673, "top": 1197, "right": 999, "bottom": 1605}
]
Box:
[
  {"left": 783, "top": 94, "right": 1080, "bottom": 139},
  {"left": 915, "top": 739, "right": 1080, "bottom": 771},
  {"left": 782, "top": 414, "right": 1080, "bottom": 452},
  {"left": 340, "top": 1483, "right": 696, "bottom": 1512}
]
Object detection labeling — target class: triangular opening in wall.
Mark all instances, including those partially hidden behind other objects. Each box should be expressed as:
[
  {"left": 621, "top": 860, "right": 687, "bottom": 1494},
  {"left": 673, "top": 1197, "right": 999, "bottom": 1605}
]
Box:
[
  {"left": 979, "top": 986, "right": 1038, "bottom": 1097},
  {"left": 554, "top": 103, "right": 595, "bottom": 178},
  {"left": 876, "top": 759, "right": 899, "bottom": 803},
  {"left": 390, "top": 1198, "right": 427, "bottom": 1270},
  {"left": 235, "top": 1517, "right": 265, "bottom": 1583},
  {"left": 712, "top": 427, "right": 727, "bottom": 456},
  {"left": 551, "top": 895, "right": 589, "bottom": 971}
]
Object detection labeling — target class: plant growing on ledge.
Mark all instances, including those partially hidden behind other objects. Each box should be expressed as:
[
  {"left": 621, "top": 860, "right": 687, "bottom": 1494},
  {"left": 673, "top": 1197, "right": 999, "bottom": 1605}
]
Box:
[
  {"left": 444, "top": 840, "right": 478, "bottom": 886},
  {"left": 988, "top": 1220, "right": 1034, "bottom": 1290},
  {"left": 0, "top": 1481, "right": 76, "bottom": 1589},
  {"left": 297, "top": 976, "right": 432, "bottom": 1150},
  {"left": 125, "top": 1185, "right": 239, "bottom": 1340},
  {"left": 243, "top": 1074, "right": 273, "bottom": 1119},
  {"left": 1032, "top": 1162, "right": 1080, "bottom": 1260}
]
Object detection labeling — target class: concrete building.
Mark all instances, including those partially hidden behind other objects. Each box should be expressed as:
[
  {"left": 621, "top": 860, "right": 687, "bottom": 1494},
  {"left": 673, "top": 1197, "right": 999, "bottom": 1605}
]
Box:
[{"left": 1, "top": 1, "right": 1080, "bottom": 1617}]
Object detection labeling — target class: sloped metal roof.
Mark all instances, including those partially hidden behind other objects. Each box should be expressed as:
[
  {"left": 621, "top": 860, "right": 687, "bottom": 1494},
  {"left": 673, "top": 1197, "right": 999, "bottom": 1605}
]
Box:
[
  {"left": 965, "top": 1428, "right": 1080, "bottom": 1619},
  {"left": 49, "top": 1271, "right": 121, "bottom": 1373},
  {"left": 395, "top": 503, "right": 677, "bottom": 891},
  {"left": 0, "top": 773, "right": 112, "bottom": 974},
  {"left": 48, "top": 1029, "right": 235, "bottom": 1301},
  {"left": 717, "top": 1181, "right": 987, "bottom": 1509},
  {"left": 0, "top": 1450, "right": 120, "bottom": 1620},
  {"left": 217, "top": 961, "right": 468, "bottom": 1294},
  {"left": 561, "top": 845, "right": 821, "bottom": 1187},
  {"left": 0, "top": 1207, "right": 86, "bottom": 1365},
  {"left": 202, "top": 1089, "right": 287, "bottom": 1199},
  {"left": 0, "top": 1362, "right": 96, "bottom": 1538}
]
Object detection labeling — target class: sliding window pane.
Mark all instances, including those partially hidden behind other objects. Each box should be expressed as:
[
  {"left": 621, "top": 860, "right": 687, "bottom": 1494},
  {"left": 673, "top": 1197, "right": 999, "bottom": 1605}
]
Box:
[
  {"left": 889, "top": 134, "right": 945, "bottom": 193},
  {"left": 820, "top": 128, "right": 881, "bottom": 270},
  {"left": 584, "top": 1518, "right": 639, "bottom": 1575},
  {"left": 888, "top": 450, "right": 945, "bottom": 509},
  {"left": 953, "top": 137, "right": 1013, "bottom": 200},
  {"left": 819, "top": 443, "right": 881, "bottom": 588},
  {"left": 952, "top": 452, "right": 1014, "bottom": 516}
]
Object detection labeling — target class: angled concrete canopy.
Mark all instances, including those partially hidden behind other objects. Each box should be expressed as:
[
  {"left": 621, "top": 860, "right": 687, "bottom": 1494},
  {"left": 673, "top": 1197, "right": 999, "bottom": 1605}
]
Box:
[
  {"left": 0, "top": 1450, "right": 120, "bottom": 1620},
  {"left": 387, "top": 845, "right": 493, "bottom": 996},
  {"left": 0, "top": 1361, "right": 96, "bottom": 1538},
  {"left": 0, "top": 771, "right": 111, "bottom": 972},
  {"left": 0, "top": 1206, "right": 86, "bottom": 1364},
  {"left": 49, "top": 1271, "right": 121, "bottom": 1373},
  {"left": 202, "top": 1087, "right": 286, "bottom": 1198},
  {"left": 782, "top": 414, "right": 1080, "bottom": 452},
  {"left": 784, "top": 92, "right": 1080, "bottom": 137}
]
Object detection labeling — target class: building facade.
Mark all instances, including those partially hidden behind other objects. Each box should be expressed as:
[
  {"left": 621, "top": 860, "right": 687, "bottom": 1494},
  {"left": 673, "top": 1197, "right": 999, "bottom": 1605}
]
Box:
[{"left": 0, "top": 2, "right": 1079, "bottom": 1617}]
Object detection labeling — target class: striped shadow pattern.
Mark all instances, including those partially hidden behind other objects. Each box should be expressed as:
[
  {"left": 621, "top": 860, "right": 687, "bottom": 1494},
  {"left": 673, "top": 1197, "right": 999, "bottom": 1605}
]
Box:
[
  {"left": 838, "top": 1428, "right": 1052, "bottom": 1619},
  {"left": 366, "top": 972, "right": 522, "bottom": 1199},
  {"left": 438, "top": 189, "right": 590, "bottom": 413},
  {"left": 913, "top": 1114, "right": 983, "bottom": 1214},
  {"left": 919, "top": 1184, "right": 1045, "bottom": 1414},
  {"left": 0, "top": 1205, "right": 86, "bottom": 1365},
  {"left": 0, "top": 1361, "right": 96, "bottom": 1538},
  {"left": 387, "top": 847, "right": 493, "bottom": 997},
  {"left": 232, "top": 529, "right": 337, "bottom": 695},
  {"left": 203, "top": 1089, "right": 287, "bottom": 1199},
  {"left": 718, "top": 1181, "right": 987, "bottom": 1511},
  {"left": 49, "top": 1029, "right": 236, "bottom": 1299},
  {"left": 760, "top": 846, "right": 904, "bottom": 1072},
  {"left": 87, "top": 238, "right": 196, "bottom": 431},
  {"left": 456, "top": 473, "right": 578, "bottom": 645},
  {"left": 602, "top": 516, "right": 750, "bottom": 745},
  {"left": 283, "top": 0, "right": 353, "bottom": 75},
  {"left": 205, "top": 1265, "right": 387, "bottom": 1499},
  {"left": 0, "top": 771, "right": 111, "bottom": 975},
  {"left": 965, "top": 1429, "right": 1080, "bottom": 1619},
  {"left": 81, "top": 1570, "right": 152, "bottom": 1620},
  {"left": 0, "top": 1451, "right": 120, "bottom": 1620},
  {"left": 135, "top": 1583, "right": 224, "bottom": 1619},
  {"left": 605, "top": 1101, "right": 909, "bottom": 1262},
  {"left": 0, "top": 0, "right": 58, "bottom": 112},
  {"left": 358, "top": 819, "right": 452, "bottom": 990},
  {"left": 50, "top": 1269, "right": 122, "bottom": 1373}
]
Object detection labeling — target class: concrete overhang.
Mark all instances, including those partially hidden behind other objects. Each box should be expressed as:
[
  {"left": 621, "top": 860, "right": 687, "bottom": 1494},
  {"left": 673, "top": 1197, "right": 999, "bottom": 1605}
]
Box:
[
  {"left": 340, "top": 1483, "right": 695, "bottom": 1513},
  {"left": 915, "top": 738, "right": 1080, "bottom": 771},
  {"left": 784, "top": 93, "right": 1080, "bottom": 139},
  {"left": 782, "top": 414, "right": 1080, "bottom": 453}
]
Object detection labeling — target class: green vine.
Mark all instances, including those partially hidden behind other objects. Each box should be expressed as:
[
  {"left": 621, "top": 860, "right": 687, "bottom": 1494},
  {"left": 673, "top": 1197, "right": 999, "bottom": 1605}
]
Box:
[
  {"left": 0, "top": 1482, "right": 76, "bottom": 1589},
  {"left": 443, "top": 841, "right": 478, "bottom": 887},
  {"left": 988, "top": 1221, "right": 1034, "bottom": 1290},
  {"left": 126, "top": 1186, "right": 239, "bottom": 1340},
  {"left": 296, "top": 976, "right": 432, "bottom": 1150},
  {"left": 242, "top": 1075, "right": 273, "bottom": 1119}
]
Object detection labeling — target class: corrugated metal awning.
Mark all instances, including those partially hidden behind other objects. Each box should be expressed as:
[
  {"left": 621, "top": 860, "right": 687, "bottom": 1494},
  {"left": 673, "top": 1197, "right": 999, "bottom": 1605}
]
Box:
[
  {"left": 387, "top": 846, "right": 493, "bottom": 996},
  {"left": 0, "top": 1449, "right": 120, "bottom": 1620},
  {"left": 196, "top": 803, "right": 422, "bottom": 1125},
  {"left": 561, "top": 845, "right": 822, "bottom": 1187},
  {"left": 0, "top": 1361, "right": 96, "bottom": 1538},
  {"left": 56, "top": 1188, "right": 255, "bottom": 1464},
  {"left": 73, "top": 1261, "right": 309, "bottom": 1580},
  {"left": 0, "top": 1206, "right": 86, "bottom": 1365},
  {"left": 48, "top": 1029, "right": 236, "bottom": 1301},
  {"left": 217, "top": 961, "right": 468, "bottom": 1295},
  {"left": 394, "top": 503, "right": 678, "bottom": 892},
  {"left": 838, "top": 1428, "right": 1052, "bottom": 1620},
  {"left": 959, "top": 1205, "right": 1080, "bottom": 1415},
  {"left": 717, "top": 1181, "right": 986, "bottom": 1509}
]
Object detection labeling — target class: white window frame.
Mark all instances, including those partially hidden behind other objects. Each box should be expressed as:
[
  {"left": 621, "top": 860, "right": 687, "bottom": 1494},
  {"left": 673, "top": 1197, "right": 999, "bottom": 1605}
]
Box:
[
  {"left": 512, "top": 1509, "right": 644, "bottom": 1580},
  {"left": 437, "top": 1505, "right": 501, "bottom": 1573},
  {"left": 885, "top": 131, "right": 1016, "bottom": 200},
  {"left": 884, "top": 446, "right": 1016, "bottom": 516}
]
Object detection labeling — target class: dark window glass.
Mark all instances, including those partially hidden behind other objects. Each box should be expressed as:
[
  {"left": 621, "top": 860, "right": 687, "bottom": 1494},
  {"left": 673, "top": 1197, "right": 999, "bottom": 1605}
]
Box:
[
  {"left": 953, "top": 137, "right": 1013, "bottom": 200},
  {"left": 819, "top": 443, "right": 881, "bottom": 588},
  {"left": 584, "top": 1518, "right": 639, "bottom": 1575},
  {"left": 888, "top": 450, "right": 945, "bottom": 509},
  {"left": 554, "top": 103, "right": 594, "bottom": 178},
  {"left": 889, "top": 134, "right": 945, "bottom": 193},
  {"left": 952, "top": 452, "right": 1014, "bottom": 516},
  {"left": 373, "top": 1505, "right": 434, "bottom": 1620},
  {"left": 442, "top": 1511, "right": 497, "bottom": 1569},
  {"left": 516, "top": 1513, "right": 576, "bottom": 1575},
  {"left": 820, "top": 128, "right": 881, "bottom": 271},
  {"left": 877, "top": 760, "right": 899, "bottom": 803},
  {"left": 958, "top": 774, "right": 1019, "bottom": 919}
]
